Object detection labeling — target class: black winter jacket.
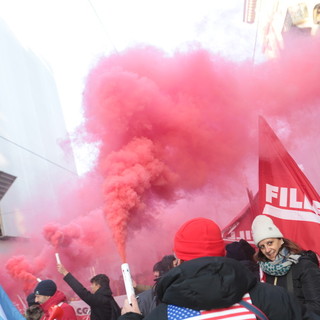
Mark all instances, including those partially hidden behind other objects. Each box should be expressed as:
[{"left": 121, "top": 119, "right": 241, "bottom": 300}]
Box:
[
  {"left": 264, "top": 254, "right": 320, "bottom": 316},
  {"left": 120, "top": 257, "right": 306, "bottom": 320},
  {"left": 64, "top": 273, "right": 120, "bottom": 320}
]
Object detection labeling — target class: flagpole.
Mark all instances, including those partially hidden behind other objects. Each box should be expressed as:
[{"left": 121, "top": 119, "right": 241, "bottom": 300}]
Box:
[{"left": 246, "top": 188, "right": 258, "bottom": 219}]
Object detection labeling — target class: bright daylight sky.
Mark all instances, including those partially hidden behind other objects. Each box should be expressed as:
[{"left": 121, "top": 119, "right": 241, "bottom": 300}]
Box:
[{"left": 0, "top": 0, "right": 262, "bottom": 173}]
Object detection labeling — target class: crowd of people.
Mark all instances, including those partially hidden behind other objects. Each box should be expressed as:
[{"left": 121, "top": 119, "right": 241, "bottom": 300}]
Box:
[
  {"left": 2, "top": 214, "right": 320, "bottom": 320},
  {"left": 120, "top": 215, "right": 320, "bottom": 320},
  {"left": 22, "top": 271, "right": 121, "bottom": 320}
]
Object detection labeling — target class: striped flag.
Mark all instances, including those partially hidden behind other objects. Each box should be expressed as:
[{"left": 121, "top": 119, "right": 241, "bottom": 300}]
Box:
[{"left": 168, "top": 293, "right": 257, "bottom": 320}]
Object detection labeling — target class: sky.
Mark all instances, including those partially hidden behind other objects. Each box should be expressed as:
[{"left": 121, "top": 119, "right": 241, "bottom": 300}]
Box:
[
  {"left": 0, "top": 0, "right": 262, "bottom": 160},
  {"left": 0, "top": 0, "right": 264, "bottom": 174}
]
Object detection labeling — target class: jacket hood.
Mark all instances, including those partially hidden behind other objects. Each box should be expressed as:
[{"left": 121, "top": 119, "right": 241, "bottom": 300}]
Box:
[
  {"left": 300, "top": 250, "right": 319, "bottom": 266},
  {"left": 156, "top": 256, "right": 257, "bottom": 310},
  {"left": 40, "top": 290, "right": 67, "bottom": 312}
]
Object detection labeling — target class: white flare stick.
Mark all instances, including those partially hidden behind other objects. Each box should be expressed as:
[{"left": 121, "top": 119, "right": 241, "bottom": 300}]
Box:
[
  {"left": 55, "top": 252, "right": 61, "bottom": 264},
  {"left": 37, "top": 278, "right": 42, "bottom": 282},
  {"left": 121, "top": 263, "right": 135, "bottom": 305}
]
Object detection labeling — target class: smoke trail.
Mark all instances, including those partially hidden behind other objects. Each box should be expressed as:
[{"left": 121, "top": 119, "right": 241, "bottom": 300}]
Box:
[
  {"left": 5, "top": 256, "right": 38, "bottom": 294},
  {"left": 43, "top": 222, "right": 81, "bottom": 248},
  {"left": 101, "top": 137, "right": 177, "bottom": 261}
]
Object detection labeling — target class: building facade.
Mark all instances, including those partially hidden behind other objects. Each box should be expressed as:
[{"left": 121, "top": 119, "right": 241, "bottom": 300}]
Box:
[
  {"left": 0, "top": 19, "right": 78, "bottom": 238},
  {"left": 244, "top": 0, "right": 320, "bottom": 58}
]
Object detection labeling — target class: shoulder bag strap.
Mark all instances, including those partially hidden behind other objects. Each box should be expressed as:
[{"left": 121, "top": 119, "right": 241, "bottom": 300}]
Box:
[
  {"left": 239, "top": 300, "right": 269, "bottom": 320},
  {"left": 286, "top": 268, "right": 294, "bottom": 295}
]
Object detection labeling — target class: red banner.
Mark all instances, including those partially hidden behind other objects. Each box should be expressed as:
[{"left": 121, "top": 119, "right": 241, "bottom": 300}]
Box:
[
  {"left": 259, "top": 116, "right": 320, "bottom": 254},
  {"left": 223, "top": 117, "right": 320, "bottom": 256},
  {"left": 222, "top": 190, "right": 258, "bottom": 244},
  {"left": 69, "top": 300, "right": 90, "bottom": 320}
]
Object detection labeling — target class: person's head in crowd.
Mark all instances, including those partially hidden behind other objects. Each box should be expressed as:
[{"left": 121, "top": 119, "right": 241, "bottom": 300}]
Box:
[
  {"left": 152, "top": 261, "right": 162, "bottom": 278},
  {"left": 226, "top": 239, "right": 255, "bottom": 261},
  {"left": 173, "top": 217, "right": 225, "bottom": 263},
  {"left": 26, "top": 293, "right": 39, "bottom": 307},
  {"left": 251, "top": 215, "right": 301, "bottom": 262},
  {"left": 34, "top": 279, "right": 57, "bottom": 304},
  {"left": 153, "top": 255, "right": 176, "bottom": 279},
  {"left": 159, "top": 255, "right": 176, "bottom": 275},
  {"left": 90, "top": 274, "right": 110, "bottom": 293},
  {"left": 226, "top": 239, "right": 260, "bottom": 280},
  {"left": 25, "top": 304, "right": 43, "bottom": 320}
]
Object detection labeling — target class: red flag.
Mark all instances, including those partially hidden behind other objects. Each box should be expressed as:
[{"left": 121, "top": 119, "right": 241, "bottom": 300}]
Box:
[
  {"left": 222, "top": 191, "right": 258, "bottom": 244},
  {"left": 48, "top": 305, "right": 64, "bottom": 320},
  {"left": 259, "top": 116, "right": 320, "bottom": 255}
]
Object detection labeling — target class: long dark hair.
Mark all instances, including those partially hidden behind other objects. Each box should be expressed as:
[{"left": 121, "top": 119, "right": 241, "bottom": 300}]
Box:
[{"left": 254, "top": 238, "right": 302, "bottom": 262}]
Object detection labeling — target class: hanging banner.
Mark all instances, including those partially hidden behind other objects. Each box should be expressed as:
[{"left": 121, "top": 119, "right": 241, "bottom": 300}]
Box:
[{"left": 222, "top": 190, "right": 258, "bottom": 244}]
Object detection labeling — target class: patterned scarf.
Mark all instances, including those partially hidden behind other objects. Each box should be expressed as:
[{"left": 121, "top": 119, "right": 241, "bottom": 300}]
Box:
[{"left": 259, "top": 247, "right": 301, "bottom": 276}]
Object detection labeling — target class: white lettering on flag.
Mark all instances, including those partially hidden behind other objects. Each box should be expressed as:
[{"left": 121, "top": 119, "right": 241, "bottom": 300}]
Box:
[
  {"left": 266, "top": 184, "right": 278, "bottom": 203},
  {"left": 265, "top": 183, "right": 320, "bottom": 215},
  {"left": 290, "top": 188, "right": 303, "bottom": 208},
  {"left": 263, "top": 204, "right": 320, "bottom": 223}
]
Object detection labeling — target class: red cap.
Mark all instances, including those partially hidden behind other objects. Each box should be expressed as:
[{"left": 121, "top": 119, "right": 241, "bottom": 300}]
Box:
[{"left": 174, "top": 217, "right": 225, "bottom": 261}]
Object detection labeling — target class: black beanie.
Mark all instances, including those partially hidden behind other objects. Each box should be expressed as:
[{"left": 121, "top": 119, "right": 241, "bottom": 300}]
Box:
[
  {"left": 226, "top": 239, "right": 255, "bottom": 261},
  {"left": 34, "top": 280, "right": 57, "bottom": 296}
]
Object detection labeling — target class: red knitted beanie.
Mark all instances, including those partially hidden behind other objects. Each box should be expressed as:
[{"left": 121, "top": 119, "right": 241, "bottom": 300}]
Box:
[{"left": 174, "top": 217, "right": 225, "bottom": 261}]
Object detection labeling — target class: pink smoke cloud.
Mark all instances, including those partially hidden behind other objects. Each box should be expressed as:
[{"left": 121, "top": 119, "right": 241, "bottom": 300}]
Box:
[{"left": 81, "top": 38, "right": 320, "bottom": 262}]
